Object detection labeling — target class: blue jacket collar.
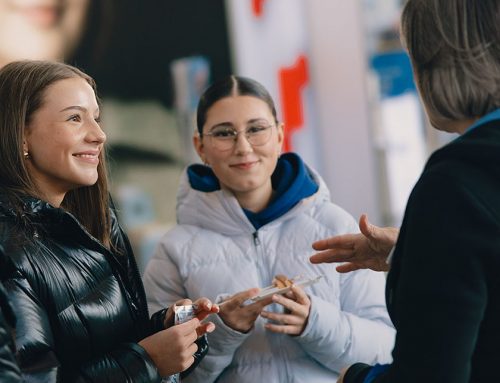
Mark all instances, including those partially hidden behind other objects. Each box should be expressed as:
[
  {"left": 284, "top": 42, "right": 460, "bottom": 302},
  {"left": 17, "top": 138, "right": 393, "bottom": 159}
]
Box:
[{"left": 465, "top": 108, "right": 500, "bottom": 133}]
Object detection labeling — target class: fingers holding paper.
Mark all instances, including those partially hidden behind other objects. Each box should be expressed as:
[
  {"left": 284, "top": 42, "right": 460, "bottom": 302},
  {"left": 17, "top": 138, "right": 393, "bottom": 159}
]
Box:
[
  {"left": 219, "top": 288, "right": 273, "bottom": 333},
  {"left": 261, "top": 284, "right": 311, "bottom": 336}
]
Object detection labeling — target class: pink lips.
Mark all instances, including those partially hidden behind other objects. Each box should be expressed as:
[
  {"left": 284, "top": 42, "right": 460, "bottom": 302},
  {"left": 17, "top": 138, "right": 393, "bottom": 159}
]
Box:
[
  {"left": 73, "top": 150, "right": 100, "bottom": 165},
  {"left": 230, "top": 161, "right": 259, "bottom": 170}
]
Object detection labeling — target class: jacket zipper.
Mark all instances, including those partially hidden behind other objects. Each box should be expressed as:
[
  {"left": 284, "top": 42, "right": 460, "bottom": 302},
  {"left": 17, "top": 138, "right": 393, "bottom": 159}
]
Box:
[
  {"left": 252, "top": 231, "right": 261, "bottom": 246},
  {"left": 253, "top": 229, "right": 287, "bottom": 380},
  {"left": 252, "top": 231, "right": 272, "bottom": 288}
]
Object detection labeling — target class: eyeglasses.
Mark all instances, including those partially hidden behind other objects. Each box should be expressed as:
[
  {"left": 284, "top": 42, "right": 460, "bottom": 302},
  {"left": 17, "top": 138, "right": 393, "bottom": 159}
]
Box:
[{"left": 203, "top": 123, "right": 274, "bottom": 151}]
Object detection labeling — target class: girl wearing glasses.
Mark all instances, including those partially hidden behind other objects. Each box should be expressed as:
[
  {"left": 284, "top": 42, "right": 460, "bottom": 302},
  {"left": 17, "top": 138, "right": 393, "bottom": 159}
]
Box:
[{"left": 143, "top": 76, "right": 395, "bottom": 383}]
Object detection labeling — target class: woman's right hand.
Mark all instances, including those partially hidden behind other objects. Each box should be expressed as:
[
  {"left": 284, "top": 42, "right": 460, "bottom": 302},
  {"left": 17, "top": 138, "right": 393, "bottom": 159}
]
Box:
[
  {"left": 163, "top": 297, "right": 218, "bottom": 329},
  {"left": 138, "top": 318, "right": 206, "bottom": 377},
  {"left": 218, "top": 288, "right": 273, "bottom": 333},
  {"left": 310, "top": 214, "right": 399, "bottom": 273}
]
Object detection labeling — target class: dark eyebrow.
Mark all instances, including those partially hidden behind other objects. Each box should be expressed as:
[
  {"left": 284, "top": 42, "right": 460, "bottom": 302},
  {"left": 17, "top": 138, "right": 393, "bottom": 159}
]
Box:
[
  {"left": 209, "top": 118, "right": 270, "bottom": 131},
  {"left": 209, "top": 122, "right": 234, "bottom": 131}
]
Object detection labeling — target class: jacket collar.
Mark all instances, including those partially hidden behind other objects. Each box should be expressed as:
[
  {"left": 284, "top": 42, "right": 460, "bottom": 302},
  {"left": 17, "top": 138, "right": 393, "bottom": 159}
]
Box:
[
  {"left": 177, "top": 155, "right": 330, "bottom": 235},
  {"left": 0, "top": 194, "right": 65, "bottom": 224}
]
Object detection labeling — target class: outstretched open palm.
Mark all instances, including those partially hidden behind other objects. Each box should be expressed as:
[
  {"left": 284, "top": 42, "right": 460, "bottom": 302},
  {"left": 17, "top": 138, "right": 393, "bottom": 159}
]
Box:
[{"left": 310, "top": 214, "right": 399, "bottom": 273}]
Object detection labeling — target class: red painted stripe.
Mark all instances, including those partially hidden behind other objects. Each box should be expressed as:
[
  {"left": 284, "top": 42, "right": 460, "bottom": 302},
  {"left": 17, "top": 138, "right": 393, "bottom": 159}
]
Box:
[
  {"left": 252, "top": 0, "right": 266, "bottom": 17},
  {"left": 278, "top": 55, "right": 309, "bottom": 152}
]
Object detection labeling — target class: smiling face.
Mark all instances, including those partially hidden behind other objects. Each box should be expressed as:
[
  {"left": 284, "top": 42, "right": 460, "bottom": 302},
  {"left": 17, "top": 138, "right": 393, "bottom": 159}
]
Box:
[
  {"left": 194, "top": 95, "right": 283, "bottom": 210},
  {"left": 0, "top": 0, "right": 90, "bottom": 67},
  {"left": 24, "top": 77, "right": 106, "bottom": 206}
]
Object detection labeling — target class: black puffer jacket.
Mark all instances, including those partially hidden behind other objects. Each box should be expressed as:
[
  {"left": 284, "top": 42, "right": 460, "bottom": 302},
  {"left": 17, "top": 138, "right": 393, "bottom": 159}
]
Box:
[
  {"left": 0, "top": 195, "right": 207, "bottom": 382},
  {"left": 0, "top": 245, "right": 21, "bottom": 382}
]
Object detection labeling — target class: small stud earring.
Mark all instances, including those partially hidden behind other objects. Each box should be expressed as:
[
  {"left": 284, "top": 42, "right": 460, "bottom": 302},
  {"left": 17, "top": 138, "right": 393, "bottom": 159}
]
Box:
[{"left": 23, "top": 150, "right": 30, "bottom": 159}]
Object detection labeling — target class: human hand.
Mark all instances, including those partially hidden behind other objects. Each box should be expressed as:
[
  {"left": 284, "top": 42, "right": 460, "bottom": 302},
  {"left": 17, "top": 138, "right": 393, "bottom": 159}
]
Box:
[
  {"left": 192, "top": 297, "right": 219, "bottom": 336},
  {"left": 218, "top": 288, "right": 273, "bottom": 333},
  {"left": 192, "top": 297, "right": 220, "bottom": 321},
  {"left": 164, "top": 298, "right": 192, "bottom": 328},
  {"left": 261, "top": 284, "right": 311, "bottom": 336},
  {"left": 139, "top": 318, "right": 204, "bottom": 377},
  {"left": 164, "top": 297, "right": 219, "bottom": 335},
  {"left": 310, "top": 214, "right": 398, "bottom": 273}
]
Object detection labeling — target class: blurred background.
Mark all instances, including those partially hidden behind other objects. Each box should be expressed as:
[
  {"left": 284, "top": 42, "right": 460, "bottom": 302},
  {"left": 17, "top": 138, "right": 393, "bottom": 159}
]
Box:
[{"left": 1, "top": 0, "right": 456, "bottom": 272}]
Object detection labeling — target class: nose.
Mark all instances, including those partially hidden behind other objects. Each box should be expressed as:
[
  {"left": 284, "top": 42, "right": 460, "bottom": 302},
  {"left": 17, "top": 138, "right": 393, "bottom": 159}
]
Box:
[
  {"left": 233, "top": 131, "right": 253, "bottom": 154},
  {"left": 86, "top": 119, "right": 107, "bottom": 144}
]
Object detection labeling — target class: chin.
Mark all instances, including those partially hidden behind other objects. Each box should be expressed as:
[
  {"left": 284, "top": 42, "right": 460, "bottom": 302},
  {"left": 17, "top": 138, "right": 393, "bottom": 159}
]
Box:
[{"left": 76, "top": 174, "right": 99, "bottom": 187}]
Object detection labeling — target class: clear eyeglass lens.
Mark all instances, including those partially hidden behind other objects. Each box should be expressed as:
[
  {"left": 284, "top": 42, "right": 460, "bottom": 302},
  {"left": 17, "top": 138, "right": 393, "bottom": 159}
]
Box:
[{"left": 209, "top": 125, "right": 272, "bottom": 150}]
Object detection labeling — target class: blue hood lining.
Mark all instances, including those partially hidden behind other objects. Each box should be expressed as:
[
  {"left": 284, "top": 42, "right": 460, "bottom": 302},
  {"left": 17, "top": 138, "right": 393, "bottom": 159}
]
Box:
[{"left": 187, "top": 152, "right": 318, "bottom": 229}]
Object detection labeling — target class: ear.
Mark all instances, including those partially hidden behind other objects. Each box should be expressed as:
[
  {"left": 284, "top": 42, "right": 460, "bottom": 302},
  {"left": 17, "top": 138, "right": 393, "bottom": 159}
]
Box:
[
  {"left": 276, "top": 122, "right": 285, "bottom": 154},
  {"left": 22, "top": 138, "right": 29, "bottom": 154},
  {"left": 193, "top": 132, "right": 207, "bottom": 164}
]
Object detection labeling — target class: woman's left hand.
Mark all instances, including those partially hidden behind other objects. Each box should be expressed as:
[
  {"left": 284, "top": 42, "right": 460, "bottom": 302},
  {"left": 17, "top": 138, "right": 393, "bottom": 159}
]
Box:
[
  {"left": 164, "top": 299, "right": 191, "bottom": 328},
  {"left": 164, "top": 297, "right": 219, "bottom": 329},
  {"left": 261, "top": 284, "right": 311, "bottom": 336}
]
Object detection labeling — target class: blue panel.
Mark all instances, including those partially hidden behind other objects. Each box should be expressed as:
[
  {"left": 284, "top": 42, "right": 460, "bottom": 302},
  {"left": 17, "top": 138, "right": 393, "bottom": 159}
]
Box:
[{"left": 371, "top": 51, "right": 416, "bottom": 98}]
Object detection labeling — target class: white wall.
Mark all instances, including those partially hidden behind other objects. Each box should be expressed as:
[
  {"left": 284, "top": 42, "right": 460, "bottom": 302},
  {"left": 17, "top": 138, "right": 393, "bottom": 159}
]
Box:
[
  {"left": 305, "top": 0, "right": 381, "bottom": 222},
  {"left": 225, "top": 0, "right": 381, "bottom": 223}
]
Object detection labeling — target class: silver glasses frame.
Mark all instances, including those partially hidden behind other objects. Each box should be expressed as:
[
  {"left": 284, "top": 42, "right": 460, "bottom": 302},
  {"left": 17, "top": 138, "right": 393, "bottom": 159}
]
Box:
[{"left": 203, "top": 124, "right": 275, "bottom": 151}]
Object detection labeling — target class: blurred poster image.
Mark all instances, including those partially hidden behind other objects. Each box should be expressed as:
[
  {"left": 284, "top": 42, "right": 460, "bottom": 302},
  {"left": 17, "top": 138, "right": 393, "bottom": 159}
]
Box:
[
  {"left": 0, "top": 0, "right": 232, "bottom": 269},
  {"left": 0, "top": 0, "right": 90, "bottom": 67},
  {"left": 171, "top": 56, "right": 211, "bottom": 164}
]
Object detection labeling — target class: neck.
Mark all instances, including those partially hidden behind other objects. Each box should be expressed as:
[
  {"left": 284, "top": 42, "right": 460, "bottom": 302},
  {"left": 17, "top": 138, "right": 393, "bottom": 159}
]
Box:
[
  {"left": 38, "top": 191, "right": 65, "bottom": 208},
  {"left": 432, "top": 117, "right": 477, "bottom": 135},
  {"left": 33, "top": 180, "right": 66, "bottom": 208},
  {"left": 454, "top": 119, "right": 477, "bottom": 135},
  {"left": 230, "top": 180, "right": 274, "bottom": 213},
  {"left": 46, "top": 195, "right": 64, "bottom": 208}
]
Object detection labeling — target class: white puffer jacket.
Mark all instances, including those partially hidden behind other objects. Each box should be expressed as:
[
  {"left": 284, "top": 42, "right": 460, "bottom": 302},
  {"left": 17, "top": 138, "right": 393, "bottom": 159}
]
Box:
[{"left": 143, "top": 166, "right": 395, "bottom": 383}]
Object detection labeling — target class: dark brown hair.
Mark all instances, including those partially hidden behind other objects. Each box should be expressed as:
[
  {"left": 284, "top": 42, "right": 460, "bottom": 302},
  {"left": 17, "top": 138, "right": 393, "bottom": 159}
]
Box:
[
  {"left": 401, "top": 0, "right": 500, "bottom": 122},
  {"left": 196, "top": 75, "right": 278, "bottom": 135},
  {"left": 0, "top": 60, "right": 112, "bottom": 247}
]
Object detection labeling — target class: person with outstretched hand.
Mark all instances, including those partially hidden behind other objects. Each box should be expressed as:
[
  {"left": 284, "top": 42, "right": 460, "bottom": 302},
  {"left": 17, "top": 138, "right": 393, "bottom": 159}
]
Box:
[
  {"left": 311, "top": 214, "right": 398, "bottom": 273},
  {"left": 310, "top": 1, "right": 500, "bottom": 382}
]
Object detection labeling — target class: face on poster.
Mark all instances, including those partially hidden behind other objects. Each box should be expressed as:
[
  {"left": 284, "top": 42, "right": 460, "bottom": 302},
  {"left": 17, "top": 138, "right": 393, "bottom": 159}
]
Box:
[{"left": 0, "top": 0, "right": 90, "bottom": 68}]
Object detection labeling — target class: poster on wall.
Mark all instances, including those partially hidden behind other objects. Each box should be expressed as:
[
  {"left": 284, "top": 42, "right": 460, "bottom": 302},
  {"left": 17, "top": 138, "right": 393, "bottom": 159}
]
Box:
[{"left": 225, "top": 0, "right": 322, "bottom": 171}]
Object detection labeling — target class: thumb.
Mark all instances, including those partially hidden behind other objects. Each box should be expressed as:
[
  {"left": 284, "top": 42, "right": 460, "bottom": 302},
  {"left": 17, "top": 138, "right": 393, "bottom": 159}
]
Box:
[
  {"left": 223, "top": 288, "right": 260, "bottom": 310},
  {"left": 359, "top": 214, "right": 377, "bottom": 241},
  {"left": 290, "top": 284, "right": 309, "bottom": 305}
]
